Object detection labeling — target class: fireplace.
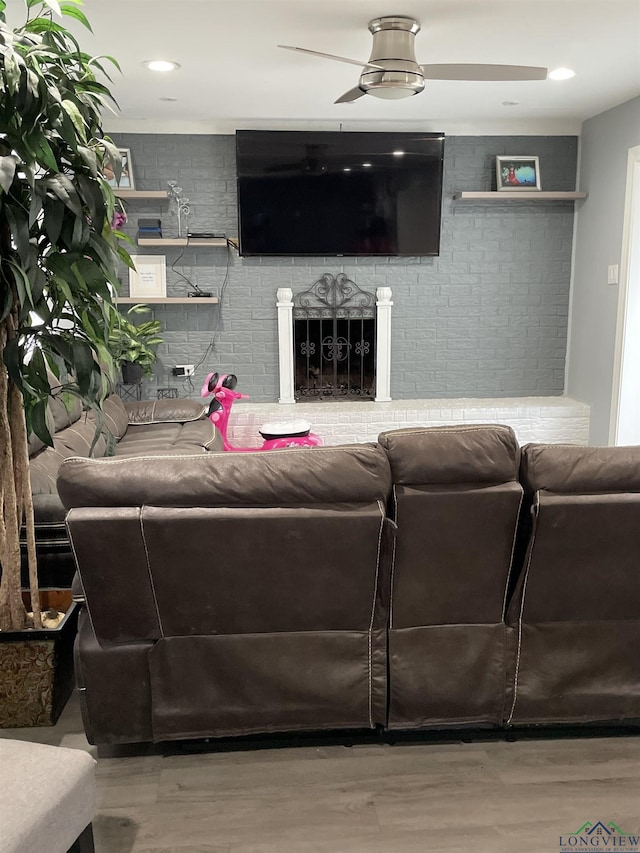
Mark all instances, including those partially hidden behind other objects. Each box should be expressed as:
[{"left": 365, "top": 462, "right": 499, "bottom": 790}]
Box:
[{"left": 277, "top": 275, "right": 392, "bottom": 404}]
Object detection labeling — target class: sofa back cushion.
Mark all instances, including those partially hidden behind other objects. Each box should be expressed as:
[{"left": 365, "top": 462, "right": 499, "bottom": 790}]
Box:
[
  {"left": 87, "top": 395, "right": 129, "bottom": 441},
  {"left": 61, "top": 444, "right": 393, "bottom": 645},
  {"left": 379, "top": 425, "right": 522, "bottom": 626},
  {"left": 509, "top": 443, "right": 640, "bottom": 625},
  {"left": 520, "top": 442, "right": 640, "bottom": 494},
  {"left": 46, "top": 372, "right": 83, "bottom": 433},
  {"left": 125, "top": 399, "right": 205, "bottom": 425},
  {"left": 58, "top": 443, "right": 390, "bottom": 508},
  {"left": 379, "top": 423, "right": 520, "bottom": 486},
  {"left": 30, "top": 419, "right": 107, "bottom": 496},
  {"left": 506, "top": 443, "right": 640, "bottom": 725}
]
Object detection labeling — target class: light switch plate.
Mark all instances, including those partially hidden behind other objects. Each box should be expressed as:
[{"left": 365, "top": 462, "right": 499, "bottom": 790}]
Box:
[{"left": 608, "top": 264, "right": 619, "bottom": 285}]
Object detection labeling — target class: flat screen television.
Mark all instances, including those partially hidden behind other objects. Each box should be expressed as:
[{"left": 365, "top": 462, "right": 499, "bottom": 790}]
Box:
[{"left": 236, "top": 130, "right": 445, "bottom": 257}]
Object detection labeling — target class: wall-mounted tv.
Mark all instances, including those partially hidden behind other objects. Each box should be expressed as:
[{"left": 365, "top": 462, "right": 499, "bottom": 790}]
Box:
[{"left": 236, "top": 130, "right": 445, "bottom": 257}]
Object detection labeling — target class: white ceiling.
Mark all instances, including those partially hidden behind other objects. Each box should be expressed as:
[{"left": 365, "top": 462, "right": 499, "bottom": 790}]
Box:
[{"left": 69, "top": 0, "right": 640, "bottom": 134}]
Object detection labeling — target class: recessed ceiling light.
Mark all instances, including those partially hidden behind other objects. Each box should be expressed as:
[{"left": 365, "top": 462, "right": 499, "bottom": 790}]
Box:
[
  {"left": 362, "top": 162, "right": 372, "bottom": 168},
  {"left": 143, "top": 60, "right": 181, "bottom": 72},
  {"left": 548, "top": 67, "right": 575, "bottom": 80},
  {"left": 393, "top": 150, "right": 405, "bottom": 157},
  {"left": 502, "top": 100, "right": 520, "bottom": 107},
  {"left": 343, "top": 167, "right": 351, "bottom": 172}
]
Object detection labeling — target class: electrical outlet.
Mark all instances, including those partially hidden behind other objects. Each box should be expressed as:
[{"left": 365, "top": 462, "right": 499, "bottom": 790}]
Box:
[{"left": 172, "top": 365, "right": 195, "bottom": 377}]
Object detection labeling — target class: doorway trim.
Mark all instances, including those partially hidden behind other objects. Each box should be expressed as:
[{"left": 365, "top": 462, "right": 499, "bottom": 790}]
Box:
[{"left": 609, "top": 144, "right": 640, "bottom": 445}]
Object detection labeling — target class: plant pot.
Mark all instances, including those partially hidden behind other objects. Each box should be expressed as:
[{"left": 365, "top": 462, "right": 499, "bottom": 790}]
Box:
[
  {"left": 121, "top": 361, "right": 143, "bottom": 384},
  {"left": 0, "top": 589, "right": 79, "bottom": 728}
]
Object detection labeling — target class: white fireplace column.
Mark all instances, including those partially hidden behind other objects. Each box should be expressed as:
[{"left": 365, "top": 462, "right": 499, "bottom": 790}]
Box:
[
  {"left": 375, "top": 287, "right": 393, "bottom": 402},
  {"left": 277, "top": 287, "right": 296, "bottom": 404},
  {"left": 276, "top": 285, "right": 393, "bottom": 404}
]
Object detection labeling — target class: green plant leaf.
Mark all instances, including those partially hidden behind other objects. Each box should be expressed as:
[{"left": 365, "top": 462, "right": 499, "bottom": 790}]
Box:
[
  {"left": 24, "top": 18, "right": 66, "bottom": 33},
  {"left": 88, "top": 54, "right": 122, "bottom": 76},
  {"left": 60, "top": 4, "right": 92, "bottom": 30},
  {"left": 71, "top": 337, "right": 94, "bottom": 394},
  {"left": 41, "top": 0, "right": 63, "bottom": 15},
  {"left": 7, "top": 260, "right": 34, "bottom": 308},
  {"left": 43, "top": 196, "right": 64, "bottom": 244},
  {"left": 77, "top": 144, "right": 98, "bottom": 176},
  {"left": 0, "top": 282, "right": 13, "bottom": 324},
  {"left": 2, "top": 336, "right": 23, "bottom": 390},
  {"left": 29, "top": 131, "right": 58, "bottom": 171},
  {"left": 29, "top": 395, "right": 53, "bottom": 447},
  {"left": 0, "top": 155, "right": 17, "bottom": 193},
  {"left": 60, "top": 98, "right": 87, "bottom": 141},
  {"left": 44, "top": 173, "right": 83, "bottom": 217},
  {"left": 4, "top": 205, "right": 31, "bottom": 266},
  {"left": 3, "top": 50, "right": 21, "bottom": 93},
  {"left": 116, "top": 243, "right": 135, "bottom": 269}
]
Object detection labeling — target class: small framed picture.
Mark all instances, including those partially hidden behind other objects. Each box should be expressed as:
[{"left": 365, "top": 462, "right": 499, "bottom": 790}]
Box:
[
  {"left": 496, "top": 156, "right": 541, "bottom": 191},
  {"left": 129, "top": 255, "right": 167, "bottom": 298},
  {"left": 104, "top": 147, "right": 135, "bottom": 190}
]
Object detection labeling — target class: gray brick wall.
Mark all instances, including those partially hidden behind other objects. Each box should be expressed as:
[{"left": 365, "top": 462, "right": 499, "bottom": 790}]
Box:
[{"left": 113, "top": 133, "right": 577, "bottom": 402}]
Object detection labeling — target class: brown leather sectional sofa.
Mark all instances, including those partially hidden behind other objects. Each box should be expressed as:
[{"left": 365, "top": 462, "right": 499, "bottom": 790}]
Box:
[
  {"left": 57, "top": 425, "right": 640, "bottom": 745},
  {"left": 26, "top": 387, "right": 221, "bottom": 587}
]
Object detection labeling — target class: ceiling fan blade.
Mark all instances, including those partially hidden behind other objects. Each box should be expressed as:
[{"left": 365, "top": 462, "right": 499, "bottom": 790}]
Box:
[
  {"left": 421, "top": 63, "right": 548, "bottom": 81},
  {"left": 334, "top": 87, "right": 366, "bottom": 104},
  {"left": 278, "top": 45, "right": 384, "bottom": 70}
]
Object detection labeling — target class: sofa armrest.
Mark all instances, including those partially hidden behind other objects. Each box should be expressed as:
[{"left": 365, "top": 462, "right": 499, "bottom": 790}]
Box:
[{"left": 125, "top": 399, "right": 206, "bottom": 425}]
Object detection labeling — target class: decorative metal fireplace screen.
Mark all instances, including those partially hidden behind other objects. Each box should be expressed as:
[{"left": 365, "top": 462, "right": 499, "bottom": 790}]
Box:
[{"left": 293, "top": 273, "right": 376, "bottom": 400}]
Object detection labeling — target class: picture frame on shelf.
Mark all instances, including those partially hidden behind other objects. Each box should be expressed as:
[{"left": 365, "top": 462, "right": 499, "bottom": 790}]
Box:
[
  {"left": 496, "top": 156, "right": 541, "bottom": 191},
  {"left": 128, "top": 255, "right": 167, "bottom": 299},
  {"left": 104, "top": 147, "right": 135, "bottom": 189}
]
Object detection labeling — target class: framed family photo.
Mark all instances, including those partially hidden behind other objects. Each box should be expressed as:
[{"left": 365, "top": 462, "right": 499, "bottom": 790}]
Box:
[
  {"left": 496, "top": 156, "right": 541, "bottom": 191},
  {"left": 104, "top": 147, "right": 135, "bottom": 190}
]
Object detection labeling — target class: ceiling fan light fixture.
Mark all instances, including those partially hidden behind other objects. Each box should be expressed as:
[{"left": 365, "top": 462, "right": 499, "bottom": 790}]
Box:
[
  {"left": 367, "top": 85, "right": 418, "bottom": 99},
  {"left": 361, "top": 69, "right": 425, "bottom": 99}
]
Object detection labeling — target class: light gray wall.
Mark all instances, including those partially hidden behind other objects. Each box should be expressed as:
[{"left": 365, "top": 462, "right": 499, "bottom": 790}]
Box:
[
  {"left": 567, "top": 96, "right": 640, "bottom": 444},
  {"left": 114, "top": 133, "right": 577, "bottom": 402}
]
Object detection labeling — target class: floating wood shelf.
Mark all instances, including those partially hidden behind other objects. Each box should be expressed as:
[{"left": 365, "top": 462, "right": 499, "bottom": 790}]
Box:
[
  {"left": 117, "top": 297, "right": 219, "bottom": 304},
  {"left": 453, "top": 191, "right": 588, "bottom": 201},
  {"left": 136, "top": 237, "right": 229, "bottom": 247},
  {"left": 116, "top": 190, "right": 168, "bottom": 200}
]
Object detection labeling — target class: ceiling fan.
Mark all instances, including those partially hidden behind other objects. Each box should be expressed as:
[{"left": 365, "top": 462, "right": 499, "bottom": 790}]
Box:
[{"left": 278, "top": 16, "right": 547, "bottom": 103}]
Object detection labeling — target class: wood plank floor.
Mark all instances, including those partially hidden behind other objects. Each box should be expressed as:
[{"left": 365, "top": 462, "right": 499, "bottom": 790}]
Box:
[{"left": 2, "top": 694, "right": 639, "bottom": 852}]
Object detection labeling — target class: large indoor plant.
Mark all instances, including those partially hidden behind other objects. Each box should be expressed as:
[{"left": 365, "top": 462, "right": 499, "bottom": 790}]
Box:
[
  {"left": 0, "top": 0, "right": 131, "bottom": 633},
  {"left": 108, "top": 304, "right": 163, "bottom": 383}
]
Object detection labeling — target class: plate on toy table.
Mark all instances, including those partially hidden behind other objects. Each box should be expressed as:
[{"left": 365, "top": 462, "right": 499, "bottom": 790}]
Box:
[{"left": 259, "top": 419, "right": 312, "bottom": 440}]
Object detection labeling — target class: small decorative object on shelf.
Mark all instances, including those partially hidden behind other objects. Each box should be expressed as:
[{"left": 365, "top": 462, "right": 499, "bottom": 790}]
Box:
[
  {"left": 167, "top": 180, "right": 190, "bottom": 237},
  {"left": 129, "top": 255, "right": 167, "bottom": 299},
  {"left": 496, "top": 155, "right": 541, "bottom": 191},
  {"left": 105, "top": 147, "right": 135, "bottom": 189},
  {"left": 137, "top": 218, "right": 163, "bottom": 241}
]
